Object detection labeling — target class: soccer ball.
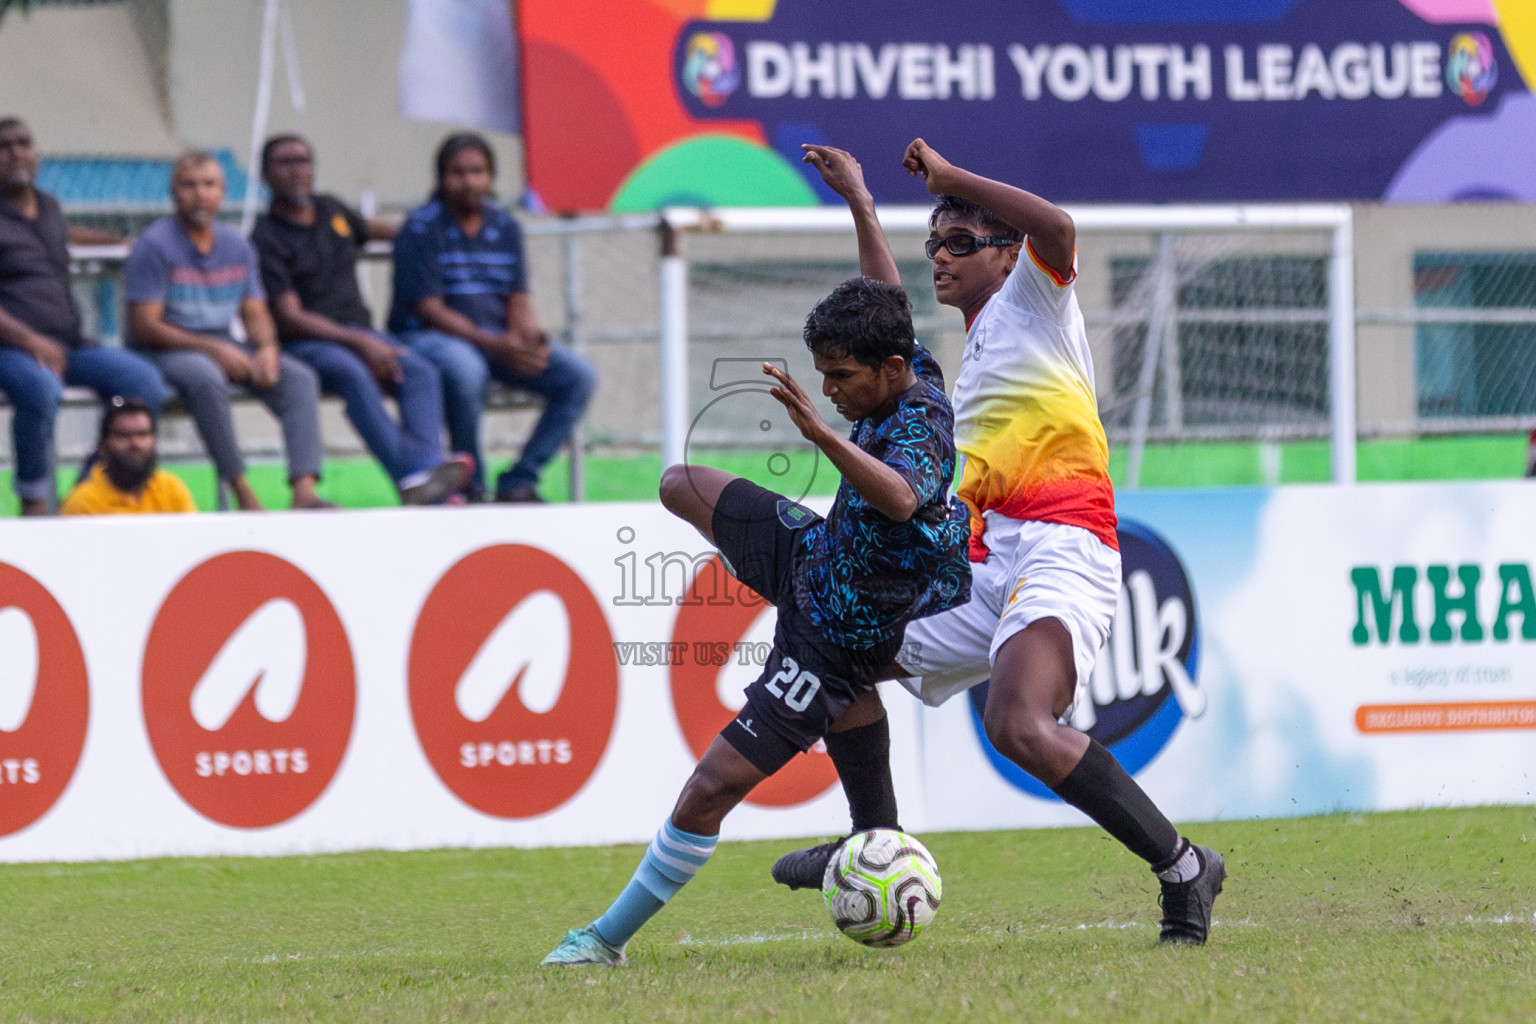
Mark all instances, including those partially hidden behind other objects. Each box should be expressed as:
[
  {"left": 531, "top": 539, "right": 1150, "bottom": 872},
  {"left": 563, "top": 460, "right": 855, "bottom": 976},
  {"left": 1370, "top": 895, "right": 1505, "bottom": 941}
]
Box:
[{"left": 821, "top": 828, "right": 942, "bottom": 948}]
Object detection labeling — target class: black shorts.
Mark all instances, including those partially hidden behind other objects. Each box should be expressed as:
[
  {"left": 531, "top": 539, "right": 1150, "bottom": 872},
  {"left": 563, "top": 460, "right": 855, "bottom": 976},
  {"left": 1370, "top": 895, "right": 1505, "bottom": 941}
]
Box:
[{"left": 712, "top": 478, "right": 901, "bottom": 775}]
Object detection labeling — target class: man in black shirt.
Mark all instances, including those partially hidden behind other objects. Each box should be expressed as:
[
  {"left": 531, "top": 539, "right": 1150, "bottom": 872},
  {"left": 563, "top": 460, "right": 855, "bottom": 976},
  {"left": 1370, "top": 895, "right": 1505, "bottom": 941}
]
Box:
[
  {"left": 0, "top": 117, "right": 169, "bottom": 516},
  {"left": 252, "top": 134, "right": 469, "bottom": 505}
]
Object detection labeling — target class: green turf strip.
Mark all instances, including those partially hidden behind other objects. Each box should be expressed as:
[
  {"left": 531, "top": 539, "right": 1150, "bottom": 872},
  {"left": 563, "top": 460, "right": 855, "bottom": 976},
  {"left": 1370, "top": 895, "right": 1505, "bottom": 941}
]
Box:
[
  {"left": 1, "top": 805, "right": 1531, "bottom": 1022},
  {"left": 2, "top": 434, "right": 1530, "bottom": 514},
  {"left": 0, "top": 449, "right": 846, "bottom": 513}
]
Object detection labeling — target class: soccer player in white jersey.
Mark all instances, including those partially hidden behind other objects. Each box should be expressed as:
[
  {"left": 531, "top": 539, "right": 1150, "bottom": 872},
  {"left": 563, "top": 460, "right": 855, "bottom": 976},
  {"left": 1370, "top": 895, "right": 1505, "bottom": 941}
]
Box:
[{"left": 777, "top": 140, "right": 1226, "bottom": 945}]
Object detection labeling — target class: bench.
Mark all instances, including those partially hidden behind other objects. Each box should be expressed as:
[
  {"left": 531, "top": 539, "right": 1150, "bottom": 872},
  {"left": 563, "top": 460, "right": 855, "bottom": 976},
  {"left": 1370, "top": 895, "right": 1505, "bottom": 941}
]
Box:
[
  {"left": 37, "top": 378, "right": 577, "bottom": 510},
  {"left": 0, "top": 242, "right": 586, "bottom": 508}
]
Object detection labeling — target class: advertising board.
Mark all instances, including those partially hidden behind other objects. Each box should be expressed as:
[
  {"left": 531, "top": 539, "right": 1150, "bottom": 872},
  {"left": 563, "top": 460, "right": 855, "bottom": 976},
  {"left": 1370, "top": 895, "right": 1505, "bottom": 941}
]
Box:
[
  {"left": 1, "top": 483, "right": 1532, "bottom": 863},
  {"left": 516, "top": 0, "right": 1536, "bottom": 210}
]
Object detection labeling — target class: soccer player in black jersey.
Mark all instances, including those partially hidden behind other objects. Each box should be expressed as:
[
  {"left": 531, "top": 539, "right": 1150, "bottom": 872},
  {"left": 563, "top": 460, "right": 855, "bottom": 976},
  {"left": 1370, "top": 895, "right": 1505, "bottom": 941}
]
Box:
[{"left": 543, "top": 276, "right": 970, "bottom": 966}]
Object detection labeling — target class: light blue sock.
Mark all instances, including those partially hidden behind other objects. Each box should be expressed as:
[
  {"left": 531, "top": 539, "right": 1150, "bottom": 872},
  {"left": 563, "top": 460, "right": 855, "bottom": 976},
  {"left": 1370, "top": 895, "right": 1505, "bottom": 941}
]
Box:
[{"left": 591, "top": 820, "right": 718, "bottom": 949}]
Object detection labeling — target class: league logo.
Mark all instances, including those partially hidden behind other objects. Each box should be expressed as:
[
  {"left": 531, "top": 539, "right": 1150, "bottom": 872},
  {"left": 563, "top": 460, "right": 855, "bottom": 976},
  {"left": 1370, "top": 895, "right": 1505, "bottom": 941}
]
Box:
[
  {"left": 681, "top": 30, "right": 741, "bottom": 108},
  {"left": 968, "top": 520, "right": 1204, "bottom": 800},
  {"left": 1446, "top": 32, "right": 1497, "bottom": 107},
  {"left": 776, "top": 500, "right": 814, "bottom": 530}
]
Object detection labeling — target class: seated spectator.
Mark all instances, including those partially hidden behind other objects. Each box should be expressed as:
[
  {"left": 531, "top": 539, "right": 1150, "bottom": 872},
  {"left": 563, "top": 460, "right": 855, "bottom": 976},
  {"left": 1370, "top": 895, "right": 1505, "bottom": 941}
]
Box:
[
  {"left": 0, "top": 116, "right": 170, "bottom": 516},
  {"left": 252, "top": 134, "right": 471, "bottom": 504},
  {"left": 62, "top": 397, "right": 195, "bottom": 515},
  {"left": 125, "top": 151, "right": 331, "bottom": 511},
  {"left": 388, "top": 132, "right": 596, "bottom": 502}
]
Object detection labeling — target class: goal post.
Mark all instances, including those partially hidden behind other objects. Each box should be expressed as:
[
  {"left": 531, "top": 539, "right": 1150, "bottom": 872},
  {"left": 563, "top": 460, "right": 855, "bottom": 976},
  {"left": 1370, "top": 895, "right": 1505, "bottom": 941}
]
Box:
[{"left": 659, "top": 202, "right": 1358, "bottom": 486}]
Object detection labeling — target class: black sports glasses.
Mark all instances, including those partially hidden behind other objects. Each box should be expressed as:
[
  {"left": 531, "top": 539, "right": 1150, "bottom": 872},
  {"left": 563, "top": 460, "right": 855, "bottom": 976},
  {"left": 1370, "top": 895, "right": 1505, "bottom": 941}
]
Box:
[{"left": 924, "top": 234, "right": 1015, "bottom": 259}]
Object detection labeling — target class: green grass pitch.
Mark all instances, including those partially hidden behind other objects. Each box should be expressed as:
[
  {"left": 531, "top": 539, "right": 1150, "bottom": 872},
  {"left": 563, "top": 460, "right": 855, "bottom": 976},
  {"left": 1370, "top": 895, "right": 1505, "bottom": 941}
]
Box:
[
  {"left": 3, "top": 431, "right": 1530, "bottom": 514},
  {"left": 2, "top": 805, "right": 1533, "bottom": 1022}
]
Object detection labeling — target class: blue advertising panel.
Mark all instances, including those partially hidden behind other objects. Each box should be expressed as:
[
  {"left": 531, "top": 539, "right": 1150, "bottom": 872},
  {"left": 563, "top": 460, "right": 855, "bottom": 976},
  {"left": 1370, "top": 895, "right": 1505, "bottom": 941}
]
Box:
[{"left": 677, "top": 0, "right": 1525, "bottom": 202}]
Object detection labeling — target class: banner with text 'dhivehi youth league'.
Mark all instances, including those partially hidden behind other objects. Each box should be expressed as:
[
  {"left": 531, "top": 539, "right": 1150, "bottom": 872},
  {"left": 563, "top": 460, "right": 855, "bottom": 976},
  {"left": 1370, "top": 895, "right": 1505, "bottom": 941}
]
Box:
[{"left": 517, "top": 0, "right": 1536, "bottom": 211}]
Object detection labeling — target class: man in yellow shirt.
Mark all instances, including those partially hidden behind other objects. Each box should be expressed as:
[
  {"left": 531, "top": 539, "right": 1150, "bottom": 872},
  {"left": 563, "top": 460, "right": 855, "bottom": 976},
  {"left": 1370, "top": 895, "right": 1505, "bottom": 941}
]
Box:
[{"left": 62, "top": 397, "right": 196, "bottom": 515}]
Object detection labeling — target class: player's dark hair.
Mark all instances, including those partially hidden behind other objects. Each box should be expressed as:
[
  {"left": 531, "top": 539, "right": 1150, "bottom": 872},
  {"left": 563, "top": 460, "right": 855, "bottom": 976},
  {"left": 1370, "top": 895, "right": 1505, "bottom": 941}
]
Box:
[
  {"left": 98, "top": 397, "right": 156, "bottom": 445},
  {"left": 928, "top": 194, "right": 1022, "bottom": 244},
  {"left": 260, "top": 133, "right": 310, "bottom": 174},
  {"left": 0, "top": 116, "right": 27, "bottom": 135},
  {"left": 434, "top": 132, "right": 496, "bottom": 191},
  {"left": 803, "top": 277, "right": 917, "bottom": 371}
]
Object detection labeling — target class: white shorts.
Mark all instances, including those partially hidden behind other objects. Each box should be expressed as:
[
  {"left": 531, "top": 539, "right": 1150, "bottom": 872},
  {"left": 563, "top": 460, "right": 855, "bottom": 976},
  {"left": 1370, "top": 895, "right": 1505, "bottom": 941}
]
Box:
[{"left": 894, "top": 514, "right": 1121, "bottom": 710}]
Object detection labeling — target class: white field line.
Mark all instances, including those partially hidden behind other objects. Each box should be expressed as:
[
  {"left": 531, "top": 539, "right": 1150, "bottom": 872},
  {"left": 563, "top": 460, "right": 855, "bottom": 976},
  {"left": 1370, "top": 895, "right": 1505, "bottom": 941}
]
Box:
[
  {"left": 967, "top": 917, "right": 1257, "bottom": 933},
  {"left": 232, "top": 912, "right": 1533, "bottom": 964},
  {"left": 677, "top": 929, "right": 837, "bottom": 946},
  {"left": 675, "top": 918, "right": 1261, "bottom": 946},
  {"left": 1460, "top": 912, "right": 1536, "bottom": 925}
]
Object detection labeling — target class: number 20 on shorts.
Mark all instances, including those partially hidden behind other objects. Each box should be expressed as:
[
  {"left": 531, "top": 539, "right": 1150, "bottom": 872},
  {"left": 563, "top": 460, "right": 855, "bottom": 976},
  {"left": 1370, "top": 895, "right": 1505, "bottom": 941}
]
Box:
[{"left": 765, "top": 656, "right": 821, "bottom": 712}]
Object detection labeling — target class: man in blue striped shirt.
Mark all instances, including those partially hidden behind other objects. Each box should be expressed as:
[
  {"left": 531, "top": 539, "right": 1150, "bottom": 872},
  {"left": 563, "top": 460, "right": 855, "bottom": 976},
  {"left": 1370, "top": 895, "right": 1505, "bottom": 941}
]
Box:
[{"left": 388, "top": 133, "right": 596, "bottom": 502}]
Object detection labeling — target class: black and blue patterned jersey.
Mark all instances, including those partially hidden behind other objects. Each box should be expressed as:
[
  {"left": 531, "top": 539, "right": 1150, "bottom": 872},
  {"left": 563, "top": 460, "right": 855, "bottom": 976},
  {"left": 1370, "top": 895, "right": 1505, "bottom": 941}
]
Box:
[{"left": 791, "top": 345, "right": 972, "bottom": 650}]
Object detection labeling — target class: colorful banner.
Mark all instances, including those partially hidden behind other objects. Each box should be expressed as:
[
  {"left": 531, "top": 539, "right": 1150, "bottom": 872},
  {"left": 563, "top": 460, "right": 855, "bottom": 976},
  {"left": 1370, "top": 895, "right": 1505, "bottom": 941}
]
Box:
[
  {"left": 919, "top": 481, "right": 1536, "bottom": 832},
  {"left": 517, "top": 0, "right": 1536, "bottom": 211}
]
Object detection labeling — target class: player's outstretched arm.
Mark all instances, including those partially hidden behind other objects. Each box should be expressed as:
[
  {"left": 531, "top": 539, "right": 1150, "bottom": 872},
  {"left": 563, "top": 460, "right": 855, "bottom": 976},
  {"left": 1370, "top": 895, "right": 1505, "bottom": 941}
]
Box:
[
  {"left": 801, "top": 144, "right": 901, "bottom": 288},
  {"left": 902, "top": 138, "right": 1075, "bottom": 280},
  {"left": 764, "top": 362, "right": 919, "bottom": 521}
]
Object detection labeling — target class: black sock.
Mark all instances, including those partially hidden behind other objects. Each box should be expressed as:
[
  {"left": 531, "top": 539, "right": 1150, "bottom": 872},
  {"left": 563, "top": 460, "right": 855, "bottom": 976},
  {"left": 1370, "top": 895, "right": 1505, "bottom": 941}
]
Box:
[
  {"left": 824, "top": 716, "right": 900, "bottom": 832},
  {"left": 1050, "top": 739, "right": 1180, "bottom": 866}
]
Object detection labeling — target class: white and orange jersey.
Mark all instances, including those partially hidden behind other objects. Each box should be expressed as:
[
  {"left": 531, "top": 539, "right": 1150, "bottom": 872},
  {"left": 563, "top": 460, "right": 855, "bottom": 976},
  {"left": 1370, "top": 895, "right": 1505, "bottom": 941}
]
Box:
[{"left": 951, "top": 238, "right": 1118, "bottom": 559}]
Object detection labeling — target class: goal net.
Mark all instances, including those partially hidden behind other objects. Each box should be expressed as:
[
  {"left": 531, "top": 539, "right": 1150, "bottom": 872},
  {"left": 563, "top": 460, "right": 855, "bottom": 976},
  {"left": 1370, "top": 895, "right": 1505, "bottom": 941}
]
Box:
[{"left": 651, "top": 204, "right": 1355, "bottom": 487}]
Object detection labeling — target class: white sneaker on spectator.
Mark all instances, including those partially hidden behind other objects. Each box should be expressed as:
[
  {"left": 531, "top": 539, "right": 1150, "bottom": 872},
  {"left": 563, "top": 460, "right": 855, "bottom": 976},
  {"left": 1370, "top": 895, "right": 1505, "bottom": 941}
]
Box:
[{"left": 400, "top": 454, "right": 474, "bottom": 506}]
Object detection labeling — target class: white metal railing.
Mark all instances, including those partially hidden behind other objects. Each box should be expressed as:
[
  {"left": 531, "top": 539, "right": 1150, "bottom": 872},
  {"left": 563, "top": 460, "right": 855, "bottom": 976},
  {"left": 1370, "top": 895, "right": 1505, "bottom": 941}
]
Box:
[{"left": 59, "top": 228, "right": 671, "bottom": 501}]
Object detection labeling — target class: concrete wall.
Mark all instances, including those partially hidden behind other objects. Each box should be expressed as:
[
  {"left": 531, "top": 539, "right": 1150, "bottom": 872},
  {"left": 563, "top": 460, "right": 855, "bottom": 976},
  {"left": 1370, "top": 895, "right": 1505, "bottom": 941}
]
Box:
[
  {"left": 162, "top": 0, "right": 522, "bottom": 211},
  {"left": 0, "top": 0, "right": 523, "bottom": 210},
  {"left": 0, "top": 1, "right": 177, "bottom": 155}
]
